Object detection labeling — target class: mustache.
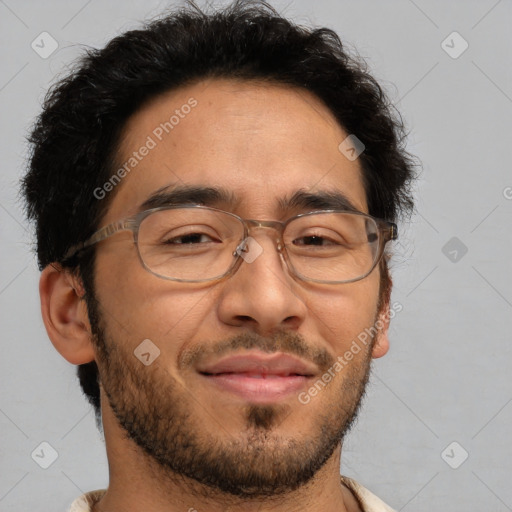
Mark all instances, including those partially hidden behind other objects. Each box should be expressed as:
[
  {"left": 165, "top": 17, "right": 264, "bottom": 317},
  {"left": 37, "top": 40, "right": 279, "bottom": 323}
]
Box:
[{"left": 178, "top": 330, "right": 335, "bottom": 372}]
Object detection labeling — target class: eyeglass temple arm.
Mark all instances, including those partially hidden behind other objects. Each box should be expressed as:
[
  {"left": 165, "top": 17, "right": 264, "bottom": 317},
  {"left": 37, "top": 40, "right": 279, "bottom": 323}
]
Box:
[
  {"left": 63, "top": 219, "right": 135, "bottom": 261},
  {"left": 386, "top": 222, "right": 398, "bottom": 241}
]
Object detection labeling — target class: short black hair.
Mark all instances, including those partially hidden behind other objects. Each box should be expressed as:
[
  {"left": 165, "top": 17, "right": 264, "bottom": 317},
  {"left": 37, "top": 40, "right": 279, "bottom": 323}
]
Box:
[{"left": 22, "top": 0, "right": 416, "bottom": 422}]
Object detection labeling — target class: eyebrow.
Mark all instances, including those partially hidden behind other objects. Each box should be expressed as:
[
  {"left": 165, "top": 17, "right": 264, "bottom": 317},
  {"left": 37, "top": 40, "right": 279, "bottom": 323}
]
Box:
[
  {"left": 138, "top": 184, "right": 362, "bottom": 215},
  {"left": 139, "top": 184, "right": 238, "bottom": 211},
  {"left": 280, "top": 189, "right": 361, "bottom": 213}
]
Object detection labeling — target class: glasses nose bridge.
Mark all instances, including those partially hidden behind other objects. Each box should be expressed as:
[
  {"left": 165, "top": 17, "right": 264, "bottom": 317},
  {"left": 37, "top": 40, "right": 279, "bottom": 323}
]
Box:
[{"left": 245, "top": 218, "right": 286, "bottom": 248}]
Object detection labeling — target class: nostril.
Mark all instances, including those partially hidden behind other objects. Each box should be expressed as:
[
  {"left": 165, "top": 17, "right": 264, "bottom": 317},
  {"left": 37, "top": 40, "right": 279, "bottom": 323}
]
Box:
[{"left": 236, "top": 315, "right": 254, "bottom": 323}]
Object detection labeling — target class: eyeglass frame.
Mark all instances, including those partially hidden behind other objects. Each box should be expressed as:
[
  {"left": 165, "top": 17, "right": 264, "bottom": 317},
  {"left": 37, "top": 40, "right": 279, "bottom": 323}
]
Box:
[{"left": 63, "top": 203, "right": 398, "bottom": 285}]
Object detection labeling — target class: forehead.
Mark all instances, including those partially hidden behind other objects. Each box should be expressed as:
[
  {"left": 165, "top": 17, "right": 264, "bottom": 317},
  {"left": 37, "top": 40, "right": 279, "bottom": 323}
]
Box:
[{"left": 104, "top": 79, "right": 367, "bottom": 223}]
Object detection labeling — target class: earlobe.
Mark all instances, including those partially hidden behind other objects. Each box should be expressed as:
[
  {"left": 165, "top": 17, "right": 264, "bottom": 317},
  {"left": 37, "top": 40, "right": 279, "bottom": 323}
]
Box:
[
  {"left": 371, "top": 306, "right": 390, "bottom": 359},
  {"left": 39, "top": 264, "right": 96, "bottom": 365}
]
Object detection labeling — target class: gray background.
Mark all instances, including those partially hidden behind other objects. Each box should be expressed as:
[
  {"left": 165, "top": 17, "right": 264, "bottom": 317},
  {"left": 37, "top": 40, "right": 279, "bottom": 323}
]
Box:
[{"left": 1, "top": 0, "right": 511, "bottom": 510}]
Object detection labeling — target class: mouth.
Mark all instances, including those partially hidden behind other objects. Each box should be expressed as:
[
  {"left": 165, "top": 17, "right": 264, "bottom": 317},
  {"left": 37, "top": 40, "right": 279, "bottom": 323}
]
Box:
[{"left": 197, "top": 351, "right": 317, "bottom": 403}]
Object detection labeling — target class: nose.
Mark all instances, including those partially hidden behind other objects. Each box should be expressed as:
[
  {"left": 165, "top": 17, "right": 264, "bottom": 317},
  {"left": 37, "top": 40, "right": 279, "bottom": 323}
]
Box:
[{"left": 216, "top": 228, "right": 308, "bottom": 334}]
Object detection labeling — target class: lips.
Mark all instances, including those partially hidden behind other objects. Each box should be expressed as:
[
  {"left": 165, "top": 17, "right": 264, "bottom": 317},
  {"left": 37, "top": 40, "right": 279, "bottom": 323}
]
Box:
[
  {"left": 197, "top": 351, "right": 318, "bottom": 403},
  {"left": 197, "top": 351, "right": 317, "bottom": 377}
]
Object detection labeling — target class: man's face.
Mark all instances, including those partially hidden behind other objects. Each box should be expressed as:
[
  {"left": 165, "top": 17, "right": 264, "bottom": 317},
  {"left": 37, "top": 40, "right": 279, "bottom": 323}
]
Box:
[{"left": 89, "top": 79, "right": 388, "bottom": 497}]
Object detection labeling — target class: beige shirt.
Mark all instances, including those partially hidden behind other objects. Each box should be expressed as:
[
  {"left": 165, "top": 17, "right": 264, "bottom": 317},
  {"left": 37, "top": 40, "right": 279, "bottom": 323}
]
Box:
[{"left": 68, "top": 476, "right": 396, "bottom": 512}]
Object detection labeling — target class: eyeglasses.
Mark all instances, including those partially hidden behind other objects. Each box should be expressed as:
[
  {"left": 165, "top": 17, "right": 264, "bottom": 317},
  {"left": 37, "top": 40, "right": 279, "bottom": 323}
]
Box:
[{"left": 64, "top": 204, "right": 397, "bottom": 284}]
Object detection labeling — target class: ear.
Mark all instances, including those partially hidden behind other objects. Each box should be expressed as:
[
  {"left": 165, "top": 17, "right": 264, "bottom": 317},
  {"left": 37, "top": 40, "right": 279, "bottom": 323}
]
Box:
[
  {"left": 371, "top": 303, "right": 390, "bottom": 359},
  {"left": 39, "top": 264, "right": 96, "bottom": 365}
]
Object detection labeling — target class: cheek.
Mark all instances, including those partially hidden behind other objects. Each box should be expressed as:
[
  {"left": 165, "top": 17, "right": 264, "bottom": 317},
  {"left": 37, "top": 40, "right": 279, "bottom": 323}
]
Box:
[
  {"left": 93, "top": 248, "right": 216, "bottom": 353},
  {"left": 307, "top": 276, "right": 380, "bottom": 355}
]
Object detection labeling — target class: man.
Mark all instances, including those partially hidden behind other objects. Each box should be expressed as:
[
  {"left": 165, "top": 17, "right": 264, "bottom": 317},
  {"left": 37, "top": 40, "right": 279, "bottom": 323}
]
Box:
[{"left": 22, "top": 1, "right": 415, "bottom": 510}]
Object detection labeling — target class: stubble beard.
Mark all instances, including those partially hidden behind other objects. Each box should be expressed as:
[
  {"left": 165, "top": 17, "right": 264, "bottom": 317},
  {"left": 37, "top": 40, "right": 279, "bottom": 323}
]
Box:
[{"left": 92, "top": 312, "right": 374, "bottom": 499}]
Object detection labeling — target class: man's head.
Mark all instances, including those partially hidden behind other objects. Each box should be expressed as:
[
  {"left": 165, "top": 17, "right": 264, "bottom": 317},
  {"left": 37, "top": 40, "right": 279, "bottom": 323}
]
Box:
[{"left": 23, "top": 0, "right": 415, "bottom": 499}]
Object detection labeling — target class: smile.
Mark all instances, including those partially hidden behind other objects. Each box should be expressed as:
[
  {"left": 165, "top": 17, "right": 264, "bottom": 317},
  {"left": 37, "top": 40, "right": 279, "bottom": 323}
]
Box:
[{"left": 197, "top": 351, "right": 317, "bottom": 403}]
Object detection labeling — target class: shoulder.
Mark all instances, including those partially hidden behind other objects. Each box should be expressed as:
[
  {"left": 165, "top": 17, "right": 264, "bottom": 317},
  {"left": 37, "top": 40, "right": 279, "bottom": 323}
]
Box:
[
  {"left": 68, "top": 490, "right": 107, "bottom": 512},
  {"left": 341, "top": 476, "right": 396, "bottom": 512}
]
